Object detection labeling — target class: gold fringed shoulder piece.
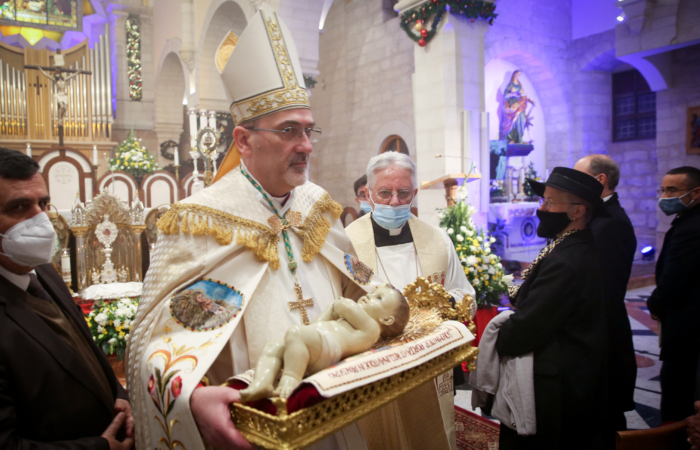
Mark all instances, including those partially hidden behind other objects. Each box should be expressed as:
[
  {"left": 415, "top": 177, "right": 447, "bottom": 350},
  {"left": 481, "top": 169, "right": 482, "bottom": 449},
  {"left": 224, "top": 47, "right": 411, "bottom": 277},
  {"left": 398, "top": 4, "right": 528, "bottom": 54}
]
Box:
[
  {"left": 298, "top": 192, "right": 343, "bottom": 262},
  {"left": 157, "top": 203, "right": 280, "bottom": 268}
]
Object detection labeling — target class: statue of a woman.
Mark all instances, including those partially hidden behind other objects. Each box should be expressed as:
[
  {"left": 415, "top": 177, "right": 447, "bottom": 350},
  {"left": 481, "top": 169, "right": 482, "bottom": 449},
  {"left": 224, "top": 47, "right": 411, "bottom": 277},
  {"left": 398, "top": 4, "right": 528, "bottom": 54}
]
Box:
[{"left": 499, "top": 70, "right": 535, "bottom": 144}]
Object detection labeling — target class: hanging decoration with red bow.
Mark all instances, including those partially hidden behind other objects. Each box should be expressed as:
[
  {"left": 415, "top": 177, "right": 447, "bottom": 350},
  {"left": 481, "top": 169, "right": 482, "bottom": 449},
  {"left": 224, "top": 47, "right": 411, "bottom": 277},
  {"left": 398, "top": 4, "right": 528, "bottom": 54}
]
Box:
[{"left": 400, "top": 0, "right": 498, "bottom": 47}]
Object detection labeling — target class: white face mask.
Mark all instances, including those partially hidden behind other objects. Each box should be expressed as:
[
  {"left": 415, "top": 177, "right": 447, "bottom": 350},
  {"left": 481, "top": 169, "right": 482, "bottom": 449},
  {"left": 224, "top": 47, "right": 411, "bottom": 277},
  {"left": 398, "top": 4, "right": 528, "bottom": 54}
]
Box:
[{"left": 0, "top": 212, "right": 56, "bottom": 267}]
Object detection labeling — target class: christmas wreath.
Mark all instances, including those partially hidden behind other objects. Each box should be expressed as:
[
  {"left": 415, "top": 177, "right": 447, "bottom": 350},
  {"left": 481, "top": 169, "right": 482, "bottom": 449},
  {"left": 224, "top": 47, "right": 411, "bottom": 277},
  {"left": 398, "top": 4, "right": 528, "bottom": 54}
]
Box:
[{"left": 400, "top": 0, "right": 497, "bottom": 47}]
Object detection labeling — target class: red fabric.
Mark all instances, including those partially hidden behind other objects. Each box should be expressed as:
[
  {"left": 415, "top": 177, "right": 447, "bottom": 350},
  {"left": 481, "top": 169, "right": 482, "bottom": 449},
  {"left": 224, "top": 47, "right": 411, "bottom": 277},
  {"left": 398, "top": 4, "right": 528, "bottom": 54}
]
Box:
[
  {"left": 462, "top": 306, "right": 499, "bottom": 372},
  {"left": 77, "top": 299, "right": 94, "bottom": 315},
  {"left": 473, "top": 306, "right": 499, "bottom": 346},
  {"left": 227, "top": 380, "right": 325, "bottom": 415}
]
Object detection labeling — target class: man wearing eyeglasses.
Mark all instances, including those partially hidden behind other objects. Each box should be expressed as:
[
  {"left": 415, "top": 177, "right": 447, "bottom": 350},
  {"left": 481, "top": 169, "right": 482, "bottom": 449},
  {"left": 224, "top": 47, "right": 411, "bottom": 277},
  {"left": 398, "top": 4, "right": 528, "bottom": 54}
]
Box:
[
  {"left": 126, "top": 6, "right": 381, "bottom": 450},
  {"left": 647, "top": 166, "right": 700, "bottom": 423},
  {"left": 345, "top": 151, "right": 475, "bottom": 450}
]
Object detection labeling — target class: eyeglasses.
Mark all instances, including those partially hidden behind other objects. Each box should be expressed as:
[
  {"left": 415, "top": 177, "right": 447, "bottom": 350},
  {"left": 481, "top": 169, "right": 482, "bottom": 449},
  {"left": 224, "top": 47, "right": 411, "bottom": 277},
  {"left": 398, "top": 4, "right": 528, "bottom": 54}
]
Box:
[
  {"left": 373, "top": 189, "right": 414, "bottom": 202},
  {"left": 538, "top": 198, "right": 581, "bottom": 211},
  {"left": 657, "top": 187, "right": 691, "bottom": 196},
  {"left": 245, "top": 126, "right": 322, "bottom": 142}
]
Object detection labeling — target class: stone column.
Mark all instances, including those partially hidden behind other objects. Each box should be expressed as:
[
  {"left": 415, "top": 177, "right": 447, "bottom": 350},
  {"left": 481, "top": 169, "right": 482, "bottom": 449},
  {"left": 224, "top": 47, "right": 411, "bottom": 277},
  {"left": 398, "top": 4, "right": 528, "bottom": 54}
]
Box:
[{"left": 398, "top": 3, "right": 489, "bottom": 225}]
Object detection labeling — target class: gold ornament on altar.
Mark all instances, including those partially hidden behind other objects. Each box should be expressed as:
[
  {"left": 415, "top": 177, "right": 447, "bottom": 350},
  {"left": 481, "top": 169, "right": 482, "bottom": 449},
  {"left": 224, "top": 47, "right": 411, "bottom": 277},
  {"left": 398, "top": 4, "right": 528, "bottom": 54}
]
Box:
[
  {"left": 95, "top": 214, "right": 119, "bottom": 284},
  {"left": 70, "top": 190, "right": 147, "bottom": 293}
]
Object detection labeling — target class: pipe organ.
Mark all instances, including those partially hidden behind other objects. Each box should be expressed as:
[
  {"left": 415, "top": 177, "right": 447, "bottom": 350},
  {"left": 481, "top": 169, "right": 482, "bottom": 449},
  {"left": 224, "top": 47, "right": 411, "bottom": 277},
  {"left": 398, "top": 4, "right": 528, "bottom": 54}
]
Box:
[{"left": 0, "top": 24, "right": 113, "bottom": 144}]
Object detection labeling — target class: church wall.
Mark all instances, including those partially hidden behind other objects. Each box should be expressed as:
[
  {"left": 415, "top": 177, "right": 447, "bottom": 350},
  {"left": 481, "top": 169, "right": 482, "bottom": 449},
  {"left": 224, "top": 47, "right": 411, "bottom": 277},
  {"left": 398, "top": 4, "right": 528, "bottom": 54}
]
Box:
[
  {"left": 610, "top": 139, "right": 658, "bottom": 259},
  {"left": 153, "top": 0, "right": 183, "bottom": 77},
  {"left": 484, "top": 0, "right": 574, "bottom": 171},
  {"left": 653, "top": 45, "right": 700, "bottom": 249},
  {"left": 312, "top": 0, "right": 416, "bottom": 208}
]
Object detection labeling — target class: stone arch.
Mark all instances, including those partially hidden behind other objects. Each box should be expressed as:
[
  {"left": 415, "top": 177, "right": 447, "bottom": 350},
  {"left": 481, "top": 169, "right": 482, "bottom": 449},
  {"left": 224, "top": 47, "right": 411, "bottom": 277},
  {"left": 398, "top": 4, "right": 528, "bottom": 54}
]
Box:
[
  {"left": 486, "top": 40, "right": 572, "bottom": 168},
  {"left": 155, "top": 50, "right": 187, "bottom": 165},
  {"left": 371, "top": 120, "right": 416, "bottom": 158},
  {"left": 194, "top": 0, "right": 250, "bottom": 111}
]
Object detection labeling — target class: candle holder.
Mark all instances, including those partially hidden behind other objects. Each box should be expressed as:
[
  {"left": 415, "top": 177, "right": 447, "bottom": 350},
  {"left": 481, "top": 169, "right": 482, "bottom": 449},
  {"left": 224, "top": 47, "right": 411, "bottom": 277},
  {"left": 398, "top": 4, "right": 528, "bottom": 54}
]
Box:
[{"left": 174, "top": 164, "right": 181, "bottom": 183}]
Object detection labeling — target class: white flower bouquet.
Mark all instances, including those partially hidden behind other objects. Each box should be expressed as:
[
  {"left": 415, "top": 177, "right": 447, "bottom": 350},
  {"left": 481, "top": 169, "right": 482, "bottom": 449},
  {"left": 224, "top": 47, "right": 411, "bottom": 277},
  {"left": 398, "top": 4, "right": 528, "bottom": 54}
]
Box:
[
  {"left": 109, "top": 130, "right": 158, "bottom": 178},
  {"left": 85, "top": 297, "right": 139, "bottom": 361},
  {"left": 440, "top": 202, "right": 513, "bottom": 308}
]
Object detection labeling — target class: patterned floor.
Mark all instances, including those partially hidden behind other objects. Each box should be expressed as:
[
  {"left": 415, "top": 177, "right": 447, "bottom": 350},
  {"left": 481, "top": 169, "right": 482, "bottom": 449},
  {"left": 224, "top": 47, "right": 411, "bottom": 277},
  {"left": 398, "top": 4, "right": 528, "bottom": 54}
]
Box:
[{"left": 455, "top": 284, "right": 662, "bottom": 430}]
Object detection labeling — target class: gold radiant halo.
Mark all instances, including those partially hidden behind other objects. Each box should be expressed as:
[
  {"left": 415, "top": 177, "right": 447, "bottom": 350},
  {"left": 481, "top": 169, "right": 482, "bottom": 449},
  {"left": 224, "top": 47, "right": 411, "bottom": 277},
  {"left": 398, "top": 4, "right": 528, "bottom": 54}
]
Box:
[
  {"left": 402, "top": 276, "right": 474, "bottom": 324},
  {"left": 373, "top": 309, "right": 443, "bottom": 349}
]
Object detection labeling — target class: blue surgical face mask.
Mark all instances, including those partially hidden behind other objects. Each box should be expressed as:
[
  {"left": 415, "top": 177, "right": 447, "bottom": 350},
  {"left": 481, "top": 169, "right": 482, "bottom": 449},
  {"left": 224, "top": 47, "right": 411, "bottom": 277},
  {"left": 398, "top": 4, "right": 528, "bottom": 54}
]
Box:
[
  {"left": 370, "top": 192, "right": 413, "bottom": 229},
  {"left": 359, "top": 201, "right": 372, "bottom": 214},
  {"left": 658, "top": 189, "right": 697, "bottom": 216}
]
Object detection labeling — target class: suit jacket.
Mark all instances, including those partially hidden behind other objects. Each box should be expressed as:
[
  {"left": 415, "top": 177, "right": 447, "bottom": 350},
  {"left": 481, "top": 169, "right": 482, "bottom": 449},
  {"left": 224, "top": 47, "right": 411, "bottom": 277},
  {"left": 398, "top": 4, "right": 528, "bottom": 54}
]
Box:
[
  {"left": 496, "top": 229, "right": 607, "bottom": 449},
  {"left": 647, "top": 205, "right": 700, "bottom": 361},
  {"left": 589, "top": 193, "right": 637, "bottom": 413},
  {"left": 0, "top": 264, "right": 128, "bottom": 449}
]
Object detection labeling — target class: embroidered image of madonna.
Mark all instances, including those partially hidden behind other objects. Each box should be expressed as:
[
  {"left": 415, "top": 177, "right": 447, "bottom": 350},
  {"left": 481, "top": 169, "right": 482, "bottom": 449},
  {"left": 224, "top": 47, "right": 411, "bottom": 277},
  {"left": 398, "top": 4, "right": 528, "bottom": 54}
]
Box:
[{"left": 170, "top": 279, "right": 244, "bottom": 331}]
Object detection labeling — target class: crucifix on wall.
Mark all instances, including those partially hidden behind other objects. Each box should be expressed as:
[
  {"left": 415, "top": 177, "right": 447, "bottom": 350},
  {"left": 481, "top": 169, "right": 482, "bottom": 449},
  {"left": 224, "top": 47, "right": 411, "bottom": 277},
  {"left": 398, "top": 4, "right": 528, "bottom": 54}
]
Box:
[{"left": 25, "top": 50, "right": 91, "bottom": 146}]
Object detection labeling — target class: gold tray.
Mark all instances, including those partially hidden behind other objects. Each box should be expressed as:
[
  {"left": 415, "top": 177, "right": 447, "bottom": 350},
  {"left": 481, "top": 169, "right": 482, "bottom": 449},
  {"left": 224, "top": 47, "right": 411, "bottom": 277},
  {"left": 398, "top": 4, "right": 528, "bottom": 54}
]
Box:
[{"left": 230, "top": 342, "right": 477, "bottom": 450}]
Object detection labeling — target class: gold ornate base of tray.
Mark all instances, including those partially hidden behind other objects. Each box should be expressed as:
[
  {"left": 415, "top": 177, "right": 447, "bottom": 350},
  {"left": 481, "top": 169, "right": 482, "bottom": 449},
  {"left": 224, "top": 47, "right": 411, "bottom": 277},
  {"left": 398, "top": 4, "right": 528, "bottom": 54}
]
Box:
[{"left": 230, "top": 342, "right": 478, "bottom": 450}]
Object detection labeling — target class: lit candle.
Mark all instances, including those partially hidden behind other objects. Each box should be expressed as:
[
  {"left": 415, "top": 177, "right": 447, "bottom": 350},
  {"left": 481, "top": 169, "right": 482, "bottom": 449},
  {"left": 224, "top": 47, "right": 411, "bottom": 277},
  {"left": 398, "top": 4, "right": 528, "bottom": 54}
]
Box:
[
  {"left": 26, "top": 143, "right": 31, "bottom": 158},
  {"left": 208, "top": 111, "right": 216, "bottom": 130},
  {"left": 92, "top": 145, "right": 98, "bottom": 165},
  {"left": 61, "top": 249, "right": 71, "bottom": 285},
  {"left": 174, "top": 146, "right": 179, "bottom": 165},
  {"left": 188, "top": 108, "right": 197, "bottom": 140}
]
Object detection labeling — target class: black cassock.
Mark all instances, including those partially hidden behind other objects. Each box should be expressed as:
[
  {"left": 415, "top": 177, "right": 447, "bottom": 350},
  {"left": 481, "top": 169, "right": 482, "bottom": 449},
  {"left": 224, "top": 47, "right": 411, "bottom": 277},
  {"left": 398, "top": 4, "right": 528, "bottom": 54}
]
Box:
[
  {"left": 647, "top": 204, "right": 700, "bottom": 422},
  {"left": 589, "top": 193, "right": 637, "bottom": 423},
  {"left": 496, "top": 229, "right": 607, "bottom": 450}
]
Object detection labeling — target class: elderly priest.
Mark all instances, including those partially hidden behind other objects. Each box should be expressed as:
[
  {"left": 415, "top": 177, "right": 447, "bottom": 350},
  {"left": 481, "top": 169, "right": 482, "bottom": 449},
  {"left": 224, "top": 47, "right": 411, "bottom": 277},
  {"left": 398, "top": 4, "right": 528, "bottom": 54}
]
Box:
[
  {"left": 345, "top": 151, "right": 475, "bottom": 450},
  {"left": 496, "top": 167, "right": 607, "bottom": 450},
  {"left": 126, "top": 5, "right": 443, "bottom": 450}
]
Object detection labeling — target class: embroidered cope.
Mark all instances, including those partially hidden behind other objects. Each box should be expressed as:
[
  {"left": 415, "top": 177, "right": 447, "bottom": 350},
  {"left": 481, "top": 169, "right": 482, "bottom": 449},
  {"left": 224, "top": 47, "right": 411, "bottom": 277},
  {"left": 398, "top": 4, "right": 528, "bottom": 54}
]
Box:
[{"left": 125, "top": 165, "right": 374, "bottom": 450}]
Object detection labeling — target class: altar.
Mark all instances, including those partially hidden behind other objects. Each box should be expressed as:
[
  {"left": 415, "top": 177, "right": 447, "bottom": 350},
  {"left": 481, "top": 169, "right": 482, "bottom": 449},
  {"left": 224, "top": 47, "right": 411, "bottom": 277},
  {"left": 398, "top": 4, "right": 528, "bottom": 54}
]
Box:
[{"left": 488, "top": 202, "right": 546, "bottom": 262}]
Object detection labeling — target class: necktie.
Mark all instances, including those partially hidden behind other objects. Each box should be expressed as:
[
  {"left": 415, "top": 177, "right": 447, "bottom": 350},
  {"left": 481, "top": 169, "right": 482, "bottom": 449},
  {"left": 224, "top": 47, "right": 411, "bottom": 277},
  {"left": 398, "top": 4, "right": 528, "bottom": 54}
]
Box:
[{"left": 27, "top": 273, "right": 54, "bottom": 303}]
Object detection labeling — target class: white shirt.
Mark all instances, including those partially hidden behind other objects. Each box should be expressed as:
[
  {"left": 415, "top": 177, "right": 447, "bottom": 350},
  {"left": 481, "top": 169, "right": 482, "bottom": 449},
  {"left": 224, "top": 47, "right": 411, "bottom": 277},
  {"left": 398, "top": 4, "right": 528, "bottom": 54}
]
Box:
[{"left": 0, "top": 264, "right": 33, "bottom": 290}]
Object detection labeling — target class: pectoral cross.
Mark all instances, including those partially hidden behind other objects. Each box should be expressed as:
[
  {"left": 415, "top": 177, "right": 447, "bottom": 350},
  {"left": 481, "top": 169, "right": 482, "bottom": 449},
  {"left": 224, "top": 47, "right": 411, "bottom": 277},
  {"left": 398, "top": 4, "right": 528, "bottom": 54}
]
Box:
[{"left": 289, "top": 282, "right": 314, "bottom": 325}]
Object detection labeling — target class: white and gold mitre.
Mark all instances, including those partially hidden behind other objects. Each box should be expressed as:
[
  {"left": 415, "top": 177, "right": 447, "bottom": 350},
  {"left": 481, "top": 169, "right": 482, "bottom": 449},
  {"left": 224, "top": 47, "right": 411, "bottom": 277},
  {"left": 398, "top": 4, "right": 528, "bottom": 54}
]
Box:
[{"left": 216, "top": 3, "right": 309, "bottom": 126}]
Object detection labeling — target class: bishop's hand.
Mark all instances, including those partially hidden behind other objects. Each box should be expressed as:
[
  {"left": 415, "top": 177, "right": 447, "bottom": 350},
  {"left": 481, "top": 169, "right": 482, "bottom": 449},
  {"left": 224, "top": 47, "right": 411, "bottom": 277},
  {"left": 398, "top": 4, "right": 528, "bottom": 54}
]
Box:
[{"left": 190, "top": 386, "right": 253, "bottom": 449}]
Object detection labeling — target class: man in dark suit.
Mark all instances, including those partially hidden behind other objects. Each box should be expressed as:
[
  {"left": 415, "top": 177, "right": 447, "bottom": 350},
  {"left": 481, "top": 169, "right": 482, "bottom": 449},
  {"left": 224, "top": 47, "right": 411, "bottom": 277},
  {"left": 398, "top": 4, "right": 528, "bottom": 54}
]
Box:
[
  {"left": 0, "top": 148, "right": 134, "bottom": 449},
  {"left": 574, "top": 155, "right": 637, "bottom": 441},
  {"left": 497, "top": 167, "right": 607, "bottom": 450},
  {"left": 647, "top": 166, "right": 700, "bottom": 423}
]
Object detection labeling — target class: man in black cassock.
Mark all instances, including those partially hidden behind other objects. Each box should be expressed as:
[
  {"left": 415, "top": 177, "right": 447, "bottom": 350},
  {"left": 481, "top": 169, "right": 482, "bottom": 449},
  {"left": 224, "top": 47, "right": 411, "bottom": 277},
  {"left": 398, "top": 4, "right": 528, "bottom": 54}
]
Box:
[
  {"left": 647, "top": 166, "right": 700, "bottom": 423},
  {"left": 497, "top": 167, "right": 607, "bottom": 450},
  {"left": 574, "top": 155, "right": 637, "bottom": 443}
]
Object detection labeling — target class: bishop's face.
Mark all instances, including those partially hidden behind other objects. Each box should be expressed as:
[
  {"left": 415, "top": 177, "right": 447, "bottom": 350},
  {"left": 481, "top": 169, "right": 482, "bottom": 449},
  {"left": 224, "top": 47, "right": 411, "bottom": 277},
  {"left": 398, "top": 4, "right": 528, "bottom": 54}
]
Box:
[{"left": 239, "top": 108, "right": 315, "bottom": 197}]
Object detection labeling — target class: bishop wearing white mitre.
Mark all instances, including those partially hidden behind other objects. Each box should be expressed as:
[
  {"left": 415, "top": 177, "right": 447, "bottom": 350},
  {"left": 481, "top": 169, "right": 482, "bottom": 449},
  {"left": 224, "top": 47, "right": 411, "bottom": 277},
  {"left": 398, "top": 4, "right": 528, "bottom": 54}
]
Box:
[
  {"left": 346, "top": 152, "right": 476, "bottom": 450},
  {"left": 126, "top": 4, "right": 447, "bottom": 450}
]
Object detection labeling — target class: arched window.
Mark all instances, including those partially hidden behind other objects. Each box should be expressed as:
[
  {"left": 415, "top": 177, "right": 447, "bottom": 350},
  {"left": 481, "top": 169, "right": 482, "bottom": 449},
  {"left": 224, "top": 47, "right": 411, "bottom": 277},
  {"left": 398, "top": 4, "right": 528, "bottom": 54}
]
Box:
[{"left": 381, "top": 135, "right": 409, "bottom": 154}]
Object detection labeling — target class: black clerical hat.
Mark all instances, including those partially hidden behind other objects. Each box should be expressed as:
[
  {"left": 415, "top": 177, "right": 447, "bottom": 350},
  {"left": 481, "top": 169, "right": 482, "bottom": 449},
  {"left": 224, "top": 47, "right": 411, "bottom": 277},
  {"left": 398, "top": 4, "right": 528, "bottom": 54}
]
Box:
[{"left": 527, "top": 167, "right": 603, "bottom": 205}]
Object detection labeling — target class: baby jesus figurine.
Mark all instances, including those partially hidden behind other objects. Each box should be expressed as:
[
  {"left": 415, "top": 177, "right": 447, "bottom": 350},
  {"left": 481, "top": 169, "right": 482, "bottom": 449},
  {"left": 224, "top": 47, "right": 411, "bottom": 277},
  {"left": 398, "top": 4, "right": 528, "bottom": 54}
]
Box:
[{"left": 240, "top": 285, "right": 410, "bottom": 401}]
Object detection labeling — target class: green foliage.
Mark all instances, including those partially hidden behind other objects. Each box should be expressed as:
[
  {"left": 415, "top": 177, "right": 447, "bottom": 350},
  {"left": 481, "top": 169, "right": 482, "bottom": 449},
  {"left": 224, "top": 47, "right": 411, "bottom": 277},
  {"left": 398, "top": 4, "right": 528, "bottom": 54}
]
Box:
[
  {"left": 109, "top": 130, "right": 158, "bottom": 178},
  {"left": 85, "top": 298, "right": 139, "bottom": 361},
  {"left": 439, "top": 202, "right": 513, "bottom": 308},
  {"left": 523, "top": 162, "right": 541, "bottom": 197}
]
